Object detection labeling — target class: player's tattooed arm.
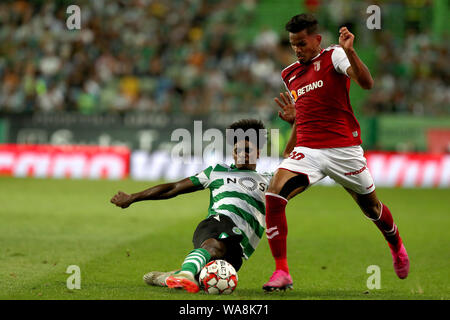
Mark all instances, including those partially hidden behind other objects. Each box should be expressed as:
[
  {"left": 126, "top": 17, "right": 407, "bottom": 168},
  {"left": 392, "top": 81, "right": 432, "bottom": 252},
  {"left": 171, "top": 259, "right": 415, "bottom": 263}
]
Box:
[
  {"left": 339, "top": 26, "right": 374, "bottom": 90},
  {"left": 110, "top": 178, "right": 203, "bottom": 208}
]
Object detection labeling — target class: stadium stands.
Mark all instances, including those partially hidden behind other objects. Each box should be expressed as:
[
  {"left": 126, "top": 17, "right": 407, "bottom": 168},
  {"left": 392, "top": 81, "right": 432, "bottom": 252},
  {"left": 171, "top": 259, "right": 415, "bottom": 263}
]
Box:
[{"left": 0, "top": 0, "right": 448, "bottom": 152}]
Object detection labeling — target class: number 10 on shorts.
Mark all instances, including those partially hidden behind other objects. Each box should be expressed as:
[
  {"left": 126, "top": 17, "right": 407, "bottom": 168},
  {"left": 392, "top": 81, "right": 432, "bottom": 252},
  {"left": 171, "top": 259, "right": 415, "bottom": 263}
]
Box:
[{"left": 289, "top": 151, "right": 305, "bottom": 160}]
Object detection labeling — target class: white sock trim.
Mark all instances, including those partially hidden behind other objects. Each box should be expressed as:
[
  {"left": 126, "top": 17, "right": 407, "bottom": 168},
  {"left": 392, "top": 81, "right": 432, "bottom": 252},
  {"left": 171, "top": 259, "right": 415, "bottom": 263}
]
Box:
[
  {"left": 266, "top": 231, "right": 280, "bottom": 239},
  {"left": 186, "top": 252, "right": 207, "bottom": 264},
  {"left": 182, "top": 259, "right": 201, "bottom": 272},
  {"left": 265, "top": 192, "right": 288, "bottom": 203},
  {"left": 385, "top": 224, "right": 397, "bottom": 235}
]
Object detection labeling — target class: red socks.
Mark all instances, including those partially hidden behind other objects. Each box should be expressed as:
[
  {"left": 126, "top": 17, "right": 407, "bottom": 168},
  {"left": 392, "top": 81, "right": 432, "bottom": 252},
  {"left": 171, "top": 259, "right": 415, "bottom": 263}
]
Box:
[
  {"left": 372, "top": 202, "right": 402, "bottom": 250},
  {"left": 265, "top": 195, "right": 402, "bottom": 273},
  {"left": 265, "top": 193, "right": 289, "bottom": 273}
]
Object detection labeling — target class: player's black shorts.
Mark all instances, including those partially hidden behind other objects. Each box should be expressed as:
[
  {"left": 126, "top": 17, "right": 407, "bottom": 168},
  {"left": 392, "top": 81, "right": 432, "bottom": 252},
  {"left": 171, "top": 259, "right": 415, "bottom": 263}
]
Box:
[{"left": 192, "top": 214, "right": 244, "bottom": 271}]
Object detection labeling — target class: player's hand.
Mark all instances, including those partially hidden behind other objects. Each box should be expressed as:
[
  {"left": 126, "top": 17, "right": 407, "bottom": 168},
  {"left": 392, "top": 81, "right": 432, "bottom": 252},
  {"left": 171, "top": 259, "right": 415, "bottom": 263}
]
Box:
[
  {"left": 275, "top": 92, "right": 295, "bottom": 124},
  {"left": 339, "top": 26, "right": 354, "bottom": 51},
  {"left": 110, "top": 191, "right": 133, "bottom": 209}
]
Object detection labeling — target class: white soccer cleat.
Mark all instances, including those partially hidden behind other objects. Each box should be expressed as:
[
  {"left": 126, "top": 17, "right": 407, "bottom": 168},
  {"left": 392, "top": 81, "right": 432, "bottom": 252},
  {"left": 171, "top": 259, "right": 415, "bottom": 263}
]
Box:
[{"left": 143, "top": 270, "right": 177, "bottom": 287}]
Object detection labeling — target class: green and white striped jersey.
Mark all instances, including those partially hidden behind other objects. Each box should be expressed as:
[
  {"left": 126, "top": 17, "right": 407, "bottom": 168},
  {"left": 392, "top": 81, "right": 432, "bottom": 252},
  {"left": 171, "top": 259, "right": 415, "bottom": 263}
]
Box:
[{"left": 189, "top": 163, "right": 272, "bottom": 259}]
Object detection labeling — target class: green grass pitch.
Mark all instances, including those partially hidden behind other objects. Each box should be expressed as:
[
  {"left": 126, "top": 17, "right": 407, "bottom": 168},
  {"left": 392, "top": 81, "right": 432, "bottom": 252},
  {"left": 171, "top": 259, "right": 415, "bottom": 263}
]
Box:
[{"left": 0, "top": 177, "right": 449, "bottom": 300}]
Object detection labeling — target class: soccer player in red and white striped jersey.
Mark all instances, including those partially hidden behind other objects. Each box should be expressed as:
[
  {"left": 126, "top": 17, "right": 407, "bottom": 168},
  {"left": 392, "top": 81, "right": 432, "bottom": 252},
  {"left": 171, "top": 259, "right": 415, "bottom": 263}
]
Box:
[{"left": 263, "top": 13, "right": 410, "bottom": 292}]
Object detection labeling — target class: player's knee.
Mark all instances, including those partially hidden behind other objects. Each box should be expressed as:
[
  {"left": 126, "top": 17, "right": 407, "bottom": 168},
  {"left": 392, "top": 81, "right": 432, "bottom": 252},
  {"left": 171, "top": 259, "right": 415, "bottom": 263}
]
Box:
[
  {"left": 201, "top": 238, "right": 226, "bottom": 259},
  {"left": 267, "top": 179, "right": 283, "bottom": 194},
  {"left": 278, "top": 174, "right": 309, "bottom": 199},
  {"left": 267, "top": 170, "right": 289, "bottom": 194}
]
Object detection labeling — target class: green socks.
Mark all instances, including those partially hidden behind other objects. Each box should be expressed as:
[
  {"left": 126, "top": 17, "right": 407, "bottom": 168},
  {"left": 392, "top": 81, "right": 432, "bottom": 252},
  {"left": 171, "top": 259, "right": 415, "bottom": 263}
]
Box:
[{"left": 179, "top": 248, "right": 211, "bottom": 276}]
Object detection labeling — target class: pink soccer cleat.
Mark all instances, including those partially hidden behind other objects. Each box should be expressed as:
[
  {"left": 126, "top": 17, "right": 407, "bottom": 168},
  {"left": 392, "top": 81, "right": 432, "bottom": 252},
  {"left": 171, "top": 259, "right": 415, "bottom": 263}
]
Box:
[
  {"left": 389, "top": 242, "right": 410, "bottom": 279},
  {"left": 262, "top": 270, "right": 293, "bottom": 292}
]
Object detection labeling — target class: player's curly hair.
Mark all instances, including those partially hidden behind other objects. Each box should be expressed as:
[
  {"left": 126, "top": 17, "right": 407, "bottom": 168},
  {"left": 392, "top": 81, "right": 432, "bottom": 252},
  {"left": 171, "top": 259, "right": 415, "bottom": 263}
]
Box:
[
  {"left": 226, "top": 119, "right": 266, "bottom": 150},
  {"left": 285, "top": 13, "right": 318, "bottom": 34}
]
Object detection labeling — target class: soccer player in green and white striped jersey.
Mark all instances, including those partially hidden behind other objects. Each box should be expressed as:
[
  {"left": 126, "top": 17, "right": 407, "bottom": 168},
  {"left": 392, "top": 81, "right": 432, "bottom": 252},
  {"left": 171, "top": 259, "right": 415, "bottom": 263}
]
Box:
[{"left": 111, "top": 118, "right": 294, "bottom": 293}]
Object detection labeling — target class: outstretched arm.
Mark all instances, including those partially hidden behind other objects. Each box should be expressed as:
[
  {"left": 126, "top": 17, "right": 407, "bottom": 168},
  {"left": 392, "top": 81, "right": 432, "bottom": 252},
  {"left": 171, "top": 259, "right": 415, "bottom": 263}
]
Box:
[
  {"left": 339, "top": 26, "right": 374, "bottom": 90},
  {"left": 110, "top": 177, "right": 203, "bottom": 209}
]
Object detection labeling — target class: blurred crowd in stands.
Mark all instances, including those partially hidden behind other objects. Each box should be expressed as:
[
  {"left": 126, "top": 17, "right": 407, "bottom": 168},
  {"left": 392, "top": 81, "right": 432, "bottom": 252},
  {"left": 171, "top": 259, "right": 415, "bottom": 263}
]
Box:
[
  {"left": 0, "top": 0, "right": 286, "bottom": 118},
  {"left": 0, "top": 0, "right": 448, "bottom": 117},
  {"left": 364, "top": 30, "right": 450, "bottom": 116}
]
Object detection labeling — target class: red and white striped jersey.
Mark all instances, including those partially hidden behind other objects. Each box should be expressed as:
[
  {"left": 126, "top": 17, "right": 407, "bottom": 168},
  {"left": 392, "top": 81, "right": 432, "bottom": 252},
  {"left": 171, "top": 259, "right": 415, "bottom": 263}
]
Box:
[{"left": 282, "top": 45, "right": 362, "bottom": 149}]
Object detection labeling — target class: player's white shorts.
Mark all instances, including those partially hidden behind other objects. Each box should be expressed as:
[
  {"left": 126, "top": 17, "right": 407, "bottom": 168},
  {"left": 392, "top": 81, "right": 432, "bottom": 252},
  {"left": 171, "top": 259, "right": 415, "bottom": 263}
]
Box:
[{"left": 279, "top": 145, "right": 375, "bottom": 195}]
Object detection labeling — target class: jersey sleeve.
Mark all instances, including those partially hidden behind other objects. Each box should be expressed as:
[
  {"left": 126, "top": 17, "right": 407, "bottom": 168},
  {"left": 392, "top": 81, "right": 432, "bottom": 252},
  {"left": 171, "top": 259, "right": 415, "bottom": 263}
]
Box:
[
  {"left": 189, "top": 165, "right": 213, "bottom": 188},
  {"left": 331, "top": 47, "right": 351, "bottom": 77}
]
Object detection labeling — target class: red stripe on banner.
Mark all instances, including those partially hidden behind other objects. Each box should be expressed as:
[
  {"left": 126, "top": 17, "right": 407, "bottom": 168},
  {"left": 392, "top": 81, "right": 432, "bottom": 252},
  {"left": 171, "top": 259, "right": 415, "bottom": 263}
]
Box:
[
  {"left": 414, "top": 161, "right": 425, "bottom": 187},
  {"left": 434, "top": 160, "right": 443, "bottom": 188},
  {"left": 364, "top": 152, "right": 449, "bottom": 188},
  {"left": 0, "top": 144, "right": 130, "bottom": 180},
  {"left": 395, "top": 156, "right": 408, "bottom": 188}
]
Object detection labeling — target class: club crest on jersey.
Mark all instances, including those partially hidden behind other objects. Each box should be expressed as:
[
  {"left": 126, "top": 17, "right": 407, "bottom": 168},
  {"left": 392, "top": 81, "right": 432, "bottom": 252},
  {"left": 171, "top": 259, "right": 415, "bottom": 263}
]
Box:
[
  {"left": 313, "top": 60, "right": 321, "bottom": 71},
  {"left": 232, "top": 227, "right": 242, "bottom": 235}
]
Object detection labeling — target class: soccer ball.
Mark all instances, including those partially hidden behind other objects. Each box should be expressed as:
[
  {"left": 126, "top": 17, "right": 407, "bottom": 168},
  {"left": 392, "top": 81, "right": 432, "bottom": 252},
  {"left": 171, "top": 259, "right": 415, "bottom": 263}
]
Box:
[{"left": 199, "top": 260, "right": 238, "bottom": 294}]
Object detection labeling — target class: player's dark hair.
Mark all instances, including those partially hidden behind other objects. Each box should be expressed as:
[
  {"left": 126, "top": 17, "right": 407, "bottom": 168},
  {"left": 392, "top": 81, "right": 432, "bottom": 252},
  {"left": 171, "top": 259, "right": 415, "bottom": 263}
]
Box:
[
  {"left": 285, "top": 13, "right": 318, "bottom": 34},
  {"left": 226, "top": 119, "right": 266, "bottom": 149}
]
